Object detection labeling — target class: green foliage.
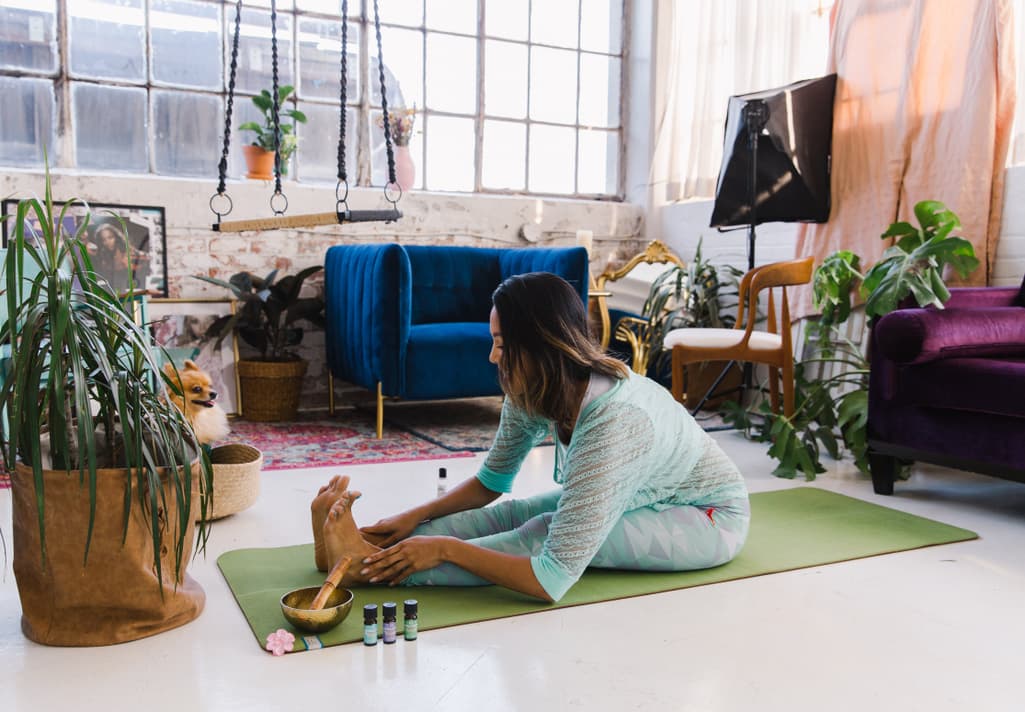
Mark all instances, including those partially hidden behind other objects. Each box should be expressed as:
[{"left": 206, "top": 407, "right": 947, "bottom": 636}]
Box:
[
  {"left": 0, "top": 161, "right": 212, "bottom": 578},
  {"left": 724, "top": 200, "right": 977, "bottom": 480},
  {"left": 239, "top": 85, "right": 308, "bottom": 172},
  {"left": 194, "top": 267, "right": 325, "bottom": 361}
]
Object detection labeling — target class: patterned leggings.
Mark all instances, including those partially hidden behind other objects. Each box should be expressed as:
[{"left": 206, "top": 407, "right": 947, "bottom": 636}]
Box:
[{"left": 403, "top": 464, "right": 750, "bottom": 587}]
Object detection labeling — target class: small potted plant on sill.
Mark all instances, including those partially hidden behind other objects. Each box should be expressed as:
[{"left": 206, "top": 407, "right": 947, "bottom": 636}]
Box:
[
  {"left": 195, "top": 267, "right": 325, "bottom": 422},
  {"left": 240, "top": 84, "right": 307, "bottom": 180},
  {"left": 1, "top": 164, "right": 213, "bottom": 646},
  {"left": 377, "top": 105, "right": 417, "bottom": 190}
]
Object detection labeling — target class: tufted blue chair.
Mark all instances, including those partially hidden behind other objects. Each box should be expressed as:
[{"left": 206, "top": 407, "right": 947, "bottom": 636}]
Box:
[{"left": 324, "top": 244, "right": 589, "bottom": 437}]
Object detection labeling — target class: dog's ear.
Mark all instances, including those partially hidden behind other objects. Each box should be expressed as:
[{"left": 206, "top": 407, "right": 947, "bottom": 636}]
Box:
[
  {"left": 183, "top": 359, "right": 200, "bottom": 371},
  {"left": 163, "top": 362, "right": 177, "bottom": 379}
]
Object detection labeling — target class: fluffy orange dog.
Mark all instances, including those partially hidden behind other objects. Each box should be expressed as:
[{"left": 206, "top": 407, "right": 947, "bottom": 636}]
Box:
[{"left": 164, "top": 359, "right": 230, "bottom": 445}]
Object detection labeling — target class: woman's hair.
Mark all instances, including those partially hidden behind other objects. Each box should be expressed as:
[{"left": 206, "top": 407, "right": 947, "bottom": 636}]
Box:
[{"left": 492, "top": 271, "right": 628, "bottom": 424}]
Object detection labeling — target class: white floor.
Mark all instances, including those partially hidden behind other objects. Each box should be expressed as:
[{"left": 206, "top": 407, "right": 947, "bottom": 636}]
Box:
[{"left": 2, "top": 429, "right": 1025, "bottom": 712}]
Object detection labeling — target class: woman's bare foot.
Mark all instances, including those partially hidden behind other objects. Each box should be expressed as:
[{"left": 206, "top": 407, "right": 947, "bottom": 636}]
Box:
[
  {"left": 323, "top": 491, "right": 380, "bottom": 585},
  {"left": 311, "top": 475, "right": 350, "bottom": 571}
]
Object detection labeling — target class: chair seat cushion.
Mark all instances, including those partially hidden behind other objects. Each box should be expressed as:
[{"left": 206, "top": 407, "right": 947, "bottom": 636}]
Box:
[
  {"left": 900, "top": 356, "right": 1025, "bottom": 419},
  {"left": 664, "top": 328, "right": 782, "bottom": 354},
  {"left": 405, "top": 322, "right": 501, "bottom": 399}
]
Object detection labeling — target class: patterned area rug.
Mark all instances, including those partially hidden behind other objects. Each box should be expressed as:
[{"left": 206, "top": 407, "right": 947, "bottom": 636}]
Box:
[{"left": 374, "top": 396, "right": 544, "bottom": 452}]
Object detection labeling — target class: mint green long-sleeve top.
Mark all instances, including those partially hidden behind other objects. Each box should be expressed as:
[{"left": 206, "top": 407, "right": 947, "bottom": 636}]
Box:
[{"left": 475, "top": 371, "right": 747, "bottom": 601}]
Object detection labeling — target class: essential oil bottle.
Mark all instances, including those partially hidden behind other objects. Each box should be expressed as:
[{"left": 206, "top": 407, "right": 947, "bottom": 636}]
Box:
[
  {"left": 382, "top": 602, "right": 398, "bottom": 644},
  {"left": 403, "top": 599, "right": 419, "bottom": 641},
  {"left": 363, "top": 604, "right": 379, "bottom": 646},
  {"left": 437, "top": 467, "right": 448, "bottom": 497}
]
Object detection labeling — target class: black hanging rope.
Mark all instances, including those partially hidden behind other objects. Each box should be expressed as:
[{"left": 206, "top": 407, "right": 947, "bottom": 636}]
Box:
[
  {"left": 337, "top": 0, "right": 349, "bottom": 185},
  {"left": 269, "top": 0, "right": 284, "bottom": 210},
  {"left": 211, "top": 0, "right": 243, "bottom": 220},
  {"left": 373, "top": 0, "right": 397, "bottom": 188}
]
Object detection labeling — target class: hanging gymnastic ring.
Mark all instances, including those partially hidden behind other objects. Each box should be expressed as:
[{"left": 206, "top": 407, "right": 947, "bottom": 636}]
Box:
[
  {"left": 270, "top": 190, "right": 288, "bottom": 216},
  {"left": 209, "top": 192, "right": 233, "bottom": 220},
  {"left": 384, "top": 182, "right": 402, "bottom": 205}
]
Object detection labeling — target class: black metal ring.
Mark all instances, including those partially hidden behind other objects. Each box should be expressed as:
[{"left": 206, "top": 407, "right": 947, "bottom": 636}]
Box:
[
  {"left": 335, "top": 179, "right": 349, "bottom": 204},
  {"left": 383, "top": 182, "right": 402, "bottom": 205},
  {"left": 209, "top": 192, "right": 233, "bottom": 218},
  {"left": 270, "top": 190, "right": 288, "bottom": 216}
]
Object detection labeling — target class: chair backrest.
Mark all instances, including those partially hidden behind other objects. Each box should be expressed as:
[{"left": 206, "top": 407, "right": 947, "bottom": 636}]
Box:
[
  {"left": 735, "top": 256, "right": 814, "bottom": 348},
  {"left": 594, "top": 240, "right": 687, "bottom": 349}
]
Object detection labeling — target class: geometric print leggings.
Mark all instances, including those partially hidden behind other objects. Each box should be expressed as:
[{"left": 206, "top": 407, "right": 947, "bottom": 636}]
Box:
[{"left": 402, "top": 469, "right": 750, "bottom": 587}]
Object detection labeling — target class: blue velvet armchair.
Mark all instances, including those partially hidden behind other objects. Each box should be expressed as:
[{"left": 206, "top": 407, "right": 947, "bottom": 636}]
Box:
[{"left": 324, "top": 244, "right": 589, "bottom": 437}]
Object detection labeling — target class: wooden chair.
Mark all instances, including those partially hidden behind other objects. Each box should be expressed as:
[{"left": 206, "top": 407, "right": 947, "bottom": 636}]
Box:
[
  {"left": 593, "top": 240, "right": 686, "bottom": 373},
  {"left": 665, "top": 256, "right": 813, "bottom": 418}
]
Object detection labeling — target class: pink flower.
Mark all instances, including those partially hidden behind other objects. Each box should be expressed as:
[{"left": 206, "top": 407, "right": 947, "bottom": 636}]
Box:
[{"left": 265, "top": 628, "right": 295, "bottom": 656}]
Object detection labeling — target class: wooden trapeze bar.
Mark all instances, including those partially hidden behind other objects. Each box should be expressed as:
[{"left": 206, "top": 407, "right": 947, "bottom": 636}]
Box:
[{"left": 212, "top": 208, "right": 402, "bottom": 233}]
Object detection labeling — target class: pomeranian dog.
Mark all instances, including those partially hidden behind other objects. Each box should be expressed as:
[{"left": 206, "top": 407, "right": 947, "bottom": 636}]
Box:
[{"left": 164, "top": 359, "right": 230, "bottom": 445}]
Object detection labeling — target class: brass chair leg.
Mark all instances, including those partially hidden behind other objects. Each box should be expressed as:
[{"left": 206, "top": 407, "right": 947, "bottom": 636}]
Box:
[{"left": 376, "top": 382, "right": 384, "bottom": 439}]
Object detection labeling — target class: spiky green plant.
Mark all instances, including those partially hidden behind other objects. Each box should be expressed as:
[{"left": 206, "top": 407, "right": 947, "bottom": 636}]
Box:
[{"left": 0, "top": 164, "right": 212, "bottom": 581}]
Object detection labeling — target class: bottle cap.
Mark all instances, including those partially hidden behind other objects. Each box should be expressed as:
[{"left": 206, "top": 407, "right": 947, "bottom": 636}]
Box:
[
  {"left": 363, "top": 603, "right": 378, "bottom": 623},
  {"left": 439, "top": 467, "right": 447, "bottom": 478},
  {"left": 404, "top": 599, "right": 418, "bottom": 615},
  {"left": 382, "top": 601, "right": 397, "bottom": 619}
]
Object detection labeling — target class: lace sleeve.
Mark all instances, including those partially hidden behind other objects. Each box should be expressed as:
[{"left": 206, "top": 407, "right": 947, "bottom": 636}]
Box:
[
  {"left": 476, "top": 398, "right": 551, "bottom": 493},
  {"left": 530, "top": 401, "right": 654, "bottom": 600}
]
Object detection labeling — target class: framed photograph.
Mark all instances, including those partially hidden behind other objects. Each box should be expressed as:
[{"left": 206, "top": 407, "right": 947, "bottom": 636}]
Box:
[
  {"left": 148, "top": 298, "right": 240, "bottom": 416},
  {"left": 1, "top": 199, "right": 169, "bottom": 297}
]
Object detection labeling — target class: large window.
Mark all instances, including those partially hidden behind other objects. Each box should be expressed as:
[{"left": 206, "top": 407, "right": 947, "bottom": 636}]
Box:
[{"left": 0, "top": 0, "right": 625, "bottom": 198}]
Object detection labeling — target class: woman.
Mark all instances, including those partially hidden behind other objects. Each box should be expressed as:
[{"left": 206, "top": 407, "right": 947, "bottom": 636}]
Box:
[{"left": 312, "top": 272, "right": 749, "bottom": 602}]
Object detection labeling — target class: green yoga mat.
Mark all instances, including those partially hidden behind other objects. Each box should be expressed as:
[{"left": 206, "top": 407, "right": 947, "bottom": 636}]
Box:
[{"left": 218, "top": 487, "right": 977, "bottom": 653}]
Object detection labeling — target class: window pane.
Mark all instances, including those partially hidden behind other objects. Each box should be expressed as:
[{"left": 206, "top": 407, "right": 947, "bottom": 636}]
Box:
[
  {"left": 529, "top": 46, "right": 576, "bottom": 124},
  {"left": 0, "top": 1, "right": 57, "bottom": 73},
  {"left": 425, "top": 0, "right": 476, "bottom": 35},
  {"left": 298, "top": 18, "right": 359, "bottom": 101},
  {"left": 580, "top": 0, "right": 622, "bottom": 54},
  {"left": 371, "top": 109, "right": 422, "bottom": 189},
  {"left": 228, "top": 97, "right": 263, "bottom": 178},
  {"left": 151, "top": 0, "right": 221, "bottom": 89},
  {"left": 579, "top": 53, "right": 620, "bottom": 128},
  {"left": 376, "top": 0, "right": 423, "bottom": 27},
  {"left": 529, "top": 124, "right": 575, "bottom": 194},
  {"left": 484, "top": 0, "right": 527, "bottom": 41},
  {"left": 425, "top": 33, "right": 475, "bottom": 114},
  {"left": 297, "top": 0, "right": 347, "bottom": 15},
  {"left": 578, "top": 128, "right": 618, "bottom": 194},
  {"left": 484, "top": 40, "right": 526, "bottom": 119},
  {"left": 242, "top": 0, "right": 295, "bottom": 9},
  {"left": 425, "top": 115, "right": 474, "bottom": 191},
  {"left": 69, "top": 0, "right": 146, "bottom": 82},
  {"left": 230, "top": 7, "right": 293, "bottom": 94},
  {"left": 530, "top": 0, "right": 577, "bottom": 48},
  {"left": 153, "top": 90, "right": 222, "bottom": 177},
  {"left": 72, "top": 83, "right": 147, "bottom": 171},
  {"left": 297, "top": 103, "right": 356, "bottom": 183},
  {"left": 373, "top": 26, "right": 422, "bottom": 110},
  {"left": 0, "top": 76, "right": 54, "bottom": 166},
  {"left": 482, "top": 120, "right": 525, "bottom": 190}
]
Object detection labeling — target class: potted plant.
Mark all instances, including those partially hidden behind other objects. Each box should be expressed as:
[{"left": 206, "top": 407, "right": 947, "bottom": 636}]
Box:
[
  {"left": 239, "top": 85, "right": 307, "bottom": 180},
  {"left": 1, "top": 167, "right": 213, "bottom": 646},
  {"left": 638, "top": 239, "right": 743, "bottom": 408},
  {"left": 723, "top": 200, "right": 979, "bottom": 479},
  {"left": 377, "top": 105, "right": 417, "bottom": 190},
  {"left": 195, "top": 267, "right": 325, "bottom": 421}
]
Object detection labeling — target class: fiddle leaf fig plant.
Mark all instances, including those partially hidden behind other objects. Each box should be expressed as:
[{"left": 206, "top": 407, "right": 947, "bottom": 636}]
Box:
[
  {"left": 723, "top": 200, "right": 978, "bottom": 480},
  {"left": 239, "top": 85, "right": 308, "bottom": 173}
]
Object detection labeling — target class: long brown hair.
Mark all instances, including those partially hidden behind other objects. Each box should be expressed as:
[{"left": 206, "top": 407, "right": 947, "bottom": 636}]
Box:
[{"left": 492, "top": 271, "right": 628, "bottom": 424}]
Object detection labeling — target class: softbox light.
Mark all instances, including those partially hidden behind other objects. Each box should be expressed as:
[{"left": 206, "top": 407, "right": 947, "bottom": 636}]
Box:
[{"left": 710, "top": 74, "right": 838, "bottom": 239}]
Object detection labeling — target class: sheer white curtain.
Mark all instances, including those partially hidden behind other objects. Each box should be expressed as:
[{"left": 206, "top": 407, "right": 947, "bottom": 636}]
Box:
[{"left": 651, "top": 0, "right": 830, "bottom": 202}]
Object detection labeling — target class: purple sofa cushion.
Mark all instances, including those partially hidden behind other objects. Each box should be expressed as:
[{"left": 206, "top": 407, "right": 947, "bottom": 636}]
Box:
[
  {"left": 899, "top": 356, "right": 1025, "bottom": 419},
  {"left": 875, "top": 307, "right": 1025, "bottom": 365}
]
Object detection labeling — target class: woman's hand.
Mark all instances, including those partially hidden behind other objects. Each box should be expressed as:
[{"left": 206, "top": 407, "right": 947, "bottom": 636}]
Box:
[
  {"left": 360, "top": 536, "right": 453, "bottom": 584},
  {"left": 359, "top": 509, "right": 426, "bottom": 547}
]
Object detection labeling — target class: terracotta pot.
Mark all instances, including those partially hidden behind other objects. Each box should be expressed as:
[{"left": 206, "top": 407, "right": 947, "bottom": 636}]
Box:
[
  {"left": 11, "top": 461, "right": 205, "bottom": 646},
  {"left": 237, "top": 358, "right": 308, "bottom": 421},
  {"left": 394, "top": 145, "right": 416, "bottom": 191},
  {"left": 243, "top": 145, "right": 275, "bottom": 180}
]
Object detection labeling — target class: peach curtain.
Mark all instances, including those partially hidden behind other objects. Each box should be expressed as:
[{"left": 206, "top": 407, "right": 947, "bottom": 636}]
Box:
[{"left": 793, "top": 0, "right": 1016, "bottom": 319}]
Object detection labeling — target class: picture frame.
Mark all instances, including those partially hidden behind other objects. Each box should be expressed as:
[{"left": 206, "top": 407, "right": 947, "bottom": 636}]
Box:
[
  {"left": 148, "top": 298, "right": 240, "bottom": 416},
  {"left": 1, "top": 199, "right": 169, "bottom": 297}
]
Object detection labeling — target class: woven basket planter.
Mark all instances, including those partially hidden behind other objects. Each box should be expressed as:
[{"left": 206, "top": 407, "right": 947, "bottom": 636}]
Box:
[
  {"left": 237, "top": 358, "right": 308, "bottom": 422},
  {"left": 204, "top": 443, "right": 263, "bottom": 521}
]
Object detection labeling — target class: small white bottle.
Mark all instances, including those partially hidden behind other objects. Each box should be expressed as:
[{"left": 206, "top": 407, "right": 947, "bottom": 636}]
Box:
[{"left": 436, "top": 467, "right": 448, "bottom": 497}]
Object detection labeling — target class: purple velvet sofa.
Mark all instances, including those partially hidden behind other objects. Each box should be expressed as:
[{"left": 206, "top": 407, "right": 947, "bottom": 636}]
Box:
[{"left": 867, "top": 278, "right": 1025, "bottom": 494}]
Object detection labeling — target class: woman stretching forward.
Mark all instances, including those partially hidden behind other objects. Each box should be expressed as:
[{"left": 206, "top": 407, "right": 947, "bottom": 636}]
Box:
[{"left": 312, "top": 272, "right": 750, "bottom": 602}]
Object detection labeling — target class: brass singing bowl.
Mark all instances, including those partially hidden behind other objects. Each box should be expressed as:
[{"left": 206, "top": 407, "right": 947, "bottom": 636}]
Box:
[{"left": 280, "top": 586, "right": 354, "bottom": 634}]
